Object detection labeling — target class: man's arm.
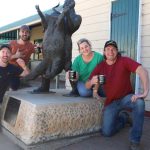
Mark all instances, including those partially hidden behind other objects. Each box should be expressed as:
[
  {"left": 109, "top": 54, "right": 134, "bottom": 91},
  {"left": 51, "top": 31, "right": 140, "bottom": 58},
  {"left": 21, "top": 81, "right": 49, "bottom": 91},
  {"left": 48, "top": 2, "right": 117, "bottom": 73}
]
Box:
[
  {"left": 16, "top": 58, "right": 30, "bottom": 77},
  {"left": 11, "top": 49, "right": 25, "bottom": 60},
  {"left": 85, "top": 76, "right": 99, "bottom": 89},
  {"left": 131, "top": 65, "right": 149, "bottom": 102}
]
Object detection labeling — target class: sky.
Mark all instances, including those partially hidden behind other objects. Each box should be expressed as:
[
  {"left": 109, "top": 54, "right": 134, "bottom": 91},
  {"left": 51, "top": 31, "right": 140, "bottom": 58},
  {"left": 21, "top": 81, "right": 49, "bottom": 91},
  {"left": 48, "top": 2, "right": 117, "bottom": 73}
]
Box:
[{"left": 0, "top": 0, "right": 64, "bottom": 27}]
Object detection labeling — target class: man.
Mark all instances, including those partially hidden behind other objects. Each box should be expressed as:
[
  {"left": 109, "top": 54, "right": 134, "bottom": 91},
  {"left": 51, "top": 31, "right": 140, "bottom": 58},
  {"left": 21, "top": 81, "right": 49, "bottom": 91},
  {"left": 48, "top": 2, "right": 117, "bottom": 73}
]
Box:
[
  {"left": 85, "top": 40, "right": 149, "bottom": 150},
  {"left": 0, "top": 44, "right": 29, "bottom": 103},
  {"left": 9, "top": 25, "right": 35, "bottom": 90}
]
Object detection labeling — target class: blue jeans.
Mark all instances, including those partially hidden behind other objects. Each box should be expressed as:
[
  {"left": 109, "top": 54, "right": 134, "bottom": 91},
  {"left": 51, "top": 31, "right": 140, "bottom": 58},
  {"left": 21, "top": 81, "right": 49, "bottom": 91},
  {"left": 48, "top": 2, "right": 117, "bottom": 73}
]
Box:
[
  {"left": 102, "top": 94, "right": 145, "bottom": 143},
  {"left": 77, "top": 81, "right": 106, "bottom": 97},
  {"left": 77, "top": 81, "right": 92, "bottom": 97}
]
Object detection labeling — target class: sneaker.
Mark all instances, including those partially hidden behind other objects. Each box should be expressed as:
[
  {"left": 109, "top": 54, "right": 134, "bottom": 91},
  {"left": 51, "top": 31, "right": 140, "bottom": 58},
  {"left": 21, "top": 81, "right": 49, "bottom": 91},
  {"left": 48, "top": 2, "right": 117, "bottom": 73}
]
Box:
[
  {"left": 129, "top": 142, "right": 140, "bottom": 150},
  {"left": 63, "top": 90, "right": 79, "bottom": 97}
]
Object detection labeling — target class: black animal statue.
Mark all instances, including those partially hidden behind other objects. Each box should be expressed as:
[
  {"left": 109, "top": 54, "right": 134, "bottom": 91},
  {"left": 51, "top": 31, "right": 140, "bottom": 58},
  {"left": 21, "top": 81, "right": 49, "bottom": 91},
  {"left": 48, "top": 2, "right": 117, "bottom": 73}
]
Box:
[{"left": 24, "top": 0, "right": 82, "bottom": 93}]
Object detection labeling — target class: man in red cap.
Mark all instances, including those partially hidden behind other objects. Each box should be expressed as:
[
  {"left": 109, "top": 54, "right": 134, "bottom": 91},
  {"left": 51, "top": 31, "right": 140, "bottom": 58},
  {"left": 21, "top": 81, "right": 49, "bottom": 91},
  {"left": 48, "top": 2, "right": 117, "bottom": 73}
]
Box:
[
  {"left": 9, "top": 25, "right": 35, "bottom": 90},
  {"left": 85, "top": 40, "right": 149, "bottom": 150}
]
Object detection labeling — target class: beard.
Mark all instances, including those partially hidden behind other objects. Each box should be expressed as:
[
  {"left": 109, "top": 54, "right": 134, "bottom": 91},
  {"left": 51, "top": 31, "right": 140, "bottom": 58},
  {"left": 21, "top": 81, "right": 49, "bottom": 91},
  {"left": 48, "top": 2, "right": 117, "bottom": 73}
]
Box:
[
  {"left": 21, "top": 35, "right": 29, "bottom": 41},
  {"left": 2, "top": 58, "right": 9, "bottom": 64}
]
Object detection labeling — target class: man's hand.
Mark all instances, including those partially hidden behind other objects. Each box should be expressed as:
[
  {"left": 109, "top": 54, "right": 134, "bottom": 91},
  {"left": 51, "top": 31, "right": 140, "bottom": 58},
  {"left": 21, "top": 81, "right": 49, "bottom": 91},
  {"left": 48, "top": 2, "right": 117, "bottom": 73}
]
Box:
[
  {"left": 16, "top": 58, "right": 26, "bottom": 69},
  {"left": 131, "top": 93, "right": 148, "bottom": 102},
  {"left": 15, "top": 49, "right": 25, "bottom": 58},
  {"left": 91, "top": 75, "right": 99, "bottom": 85},
  {"left": 85, "top": 75, "right": 99, "bottom": 89},
  {"left": 134, "top": 66, "right": 149, "bottom": 102}
]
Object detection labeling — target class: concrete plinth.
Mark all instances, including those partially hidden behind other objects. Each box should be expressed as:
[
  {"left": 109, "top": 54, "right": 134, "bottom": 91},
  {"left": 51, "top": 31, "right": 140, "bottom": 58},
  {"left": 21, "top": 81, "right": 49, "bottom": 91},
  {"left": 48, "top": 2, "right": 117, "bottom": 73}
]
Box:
[{"left": 0, "top": 89, "right": 103, "bottom": 145}]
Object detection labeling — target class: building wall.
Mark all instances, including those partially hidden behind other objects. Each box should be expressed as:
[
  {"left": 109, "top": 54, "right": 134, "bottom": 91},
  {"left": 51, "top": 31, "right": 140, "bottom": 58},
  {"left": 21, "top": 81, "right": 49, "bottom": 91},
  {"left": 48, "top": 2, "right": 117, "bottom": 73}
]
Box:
[
  {"left": 30, "top": 26, "right": 43, "bottom": 42},
  {"left": 141, "top": 0, "right": 150, "bottom": 101},
  {"left": 71, "top": 0, "right": 111, "bottom": 60},
  {"left": 66, "top": 0, "right": 111, "bottom": 89}
]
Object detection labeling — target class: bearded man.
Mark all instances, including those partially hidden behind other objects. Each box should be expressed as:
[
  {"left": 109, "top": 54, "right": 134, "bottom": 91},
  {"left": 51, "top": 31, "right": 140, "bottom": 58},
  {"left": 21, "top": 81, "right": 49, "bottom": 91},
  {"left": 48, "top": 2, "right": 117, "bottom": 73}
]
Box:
[{"left": 9, "top": 25, "right": 35, "bottom": 90}]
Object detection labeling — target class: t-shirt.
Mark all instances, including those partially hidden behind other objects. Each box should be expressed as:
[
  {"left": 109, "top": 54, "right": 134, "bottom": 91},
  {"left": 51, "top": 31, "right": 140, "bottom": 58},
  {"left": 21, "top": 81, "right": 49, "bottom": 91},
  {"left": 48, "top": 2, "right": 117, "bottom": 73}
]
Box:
[
  {"left": 89, "top": 56, "right": 141, "bottom": 106},
  {"left": 9, "top": 40, "right": 35, "bottom": 66},
  {"left": 0, "top": 64, "right": 23, "bottom": 103},
  {"left": 72, "top": 51, "right": 103, "bottom": 82}
]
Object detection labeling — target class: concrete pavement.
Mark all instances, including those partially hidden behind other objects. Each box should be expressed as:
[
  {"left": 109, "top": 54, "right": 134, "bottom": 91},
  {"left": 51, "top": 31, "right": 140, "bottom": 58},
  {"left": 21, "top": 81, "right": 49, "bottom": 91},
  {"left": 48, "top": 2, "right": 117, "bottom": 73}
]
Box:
[{"left": 0, "top": 117, "right": 150, "bottom": 150}]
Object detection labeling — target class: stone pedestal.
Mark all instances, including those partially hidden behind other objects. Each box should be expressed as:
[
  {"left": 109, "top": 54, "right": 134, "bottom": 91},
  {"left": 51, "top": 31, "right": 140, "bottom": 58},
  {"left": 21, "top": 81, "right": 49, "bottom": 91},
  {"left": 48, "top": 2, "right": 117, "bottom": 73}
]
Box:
[{"left": 0, "top": 89, "right": 103, "bottom": 145}]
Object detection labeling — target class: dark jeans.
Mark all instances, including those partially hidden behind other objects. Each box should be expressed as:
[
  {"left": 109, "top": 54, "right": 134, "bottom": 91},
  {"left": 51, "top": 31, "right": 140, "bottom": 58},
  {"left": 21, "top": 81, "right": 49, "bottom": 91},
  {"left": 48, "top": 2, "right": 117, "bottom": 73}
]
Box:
[{"left": 10, "top": 76, "right": 20, "bottom": 90}]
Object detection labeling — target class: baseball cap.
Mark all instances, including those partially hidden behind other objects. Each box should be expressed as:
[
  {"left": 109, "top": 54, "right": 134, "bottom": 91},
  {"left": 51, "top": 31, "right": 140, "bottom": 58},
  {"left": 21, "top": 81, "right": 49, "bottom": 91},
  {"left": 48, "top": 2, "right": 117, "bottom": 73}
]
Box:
[
  {"left": 0, "top": 44, "right": 11, "bottom": 51},
  {"left": 104, "top": 40, "right": 118, "bottom": 49},
  {"left": 20, "top": 25, "right": 30, "bottom": 31}
]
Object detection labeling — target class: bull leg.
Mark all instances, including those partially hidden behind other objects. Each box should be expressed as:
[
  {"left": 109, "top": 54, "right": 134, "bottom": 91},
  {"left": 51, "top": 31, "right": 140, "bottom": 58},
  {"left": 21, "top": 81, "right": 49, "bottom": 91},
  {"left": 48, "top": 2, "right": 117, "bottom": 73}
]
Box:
[
  {"left": 45, "top": 59, "right": 64, "bottom": 79},
  {"left": 64, "top": 50, "right": 72, "bottom": 71},
  {"left": 35, "top": 5, "right": 48, "bottom": 31},
  {"left": 32, "top": 76, "right": 50, "bottom": 93},
  {"left": 64, "top": 60, "right": 72, "bottom": 72},
  {"left": 55, "top": 2, "right": 75, "bottom": 28},
  {"left": 31, "top": 60, "right": 51, "bottom": 93}
]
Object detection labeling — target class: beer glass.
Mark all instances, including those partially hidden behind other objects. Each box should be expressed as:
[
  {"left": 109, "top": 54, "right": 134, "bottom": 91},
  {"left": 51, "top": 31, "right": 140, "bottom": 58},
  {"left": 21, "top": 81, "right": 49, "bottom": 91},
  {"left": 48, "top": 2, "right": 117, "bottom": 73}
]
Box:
[
  {"left": 98, "top": 75, "right": 105, "bottom": 85},
  {"left": 69, "top": 71, "right": 77, "bottom": 81}
]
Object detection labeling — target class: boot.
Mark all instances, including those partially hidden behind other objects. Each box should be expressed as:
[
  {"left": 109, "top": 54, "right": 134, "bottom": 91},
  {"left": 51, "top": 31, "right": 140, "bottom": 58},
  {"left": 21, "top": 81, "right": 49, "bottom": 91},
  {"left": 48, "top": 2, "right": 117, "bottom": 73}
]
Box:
[
  {"left": 32, "top": 77, "right": 50, "bottom": 93},
  {"left": 63, "top": 80, "right": 79, "bottom": 97}
]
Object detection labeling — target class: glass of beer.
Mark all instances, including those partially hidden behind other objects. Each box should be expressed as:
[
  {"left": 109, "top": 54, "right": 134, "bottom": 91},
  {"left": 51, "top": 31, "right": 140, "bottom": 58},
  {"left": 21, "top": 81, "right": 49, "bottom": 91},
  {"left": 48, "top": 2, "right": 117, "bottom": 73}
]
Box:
[
  {"left": 98, "top": 75, "right": 105, "bottom": 85},
  {"left": 69, "top": 71, "right": 77, "bottom": 81}
]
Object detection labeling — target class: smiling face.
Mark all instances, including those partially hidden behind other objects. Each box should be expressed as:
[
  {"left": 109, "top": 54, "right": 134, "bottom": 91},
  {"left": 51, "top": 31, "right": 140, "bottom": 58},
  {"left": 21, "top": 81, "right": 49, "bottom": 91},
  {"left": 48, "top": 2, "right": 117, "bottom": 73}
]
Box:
[
  {"left": 19, "top": 28, "right": 30, "bottom": 41},
  {"left": 0, "top": 47, "right": 11, "bottom": 65},
  {"left": 78, "top": 41, "right": 92, "bottom": 56},
  {"left": 104, "top": 45, "right": 118, "bottom": 63}
]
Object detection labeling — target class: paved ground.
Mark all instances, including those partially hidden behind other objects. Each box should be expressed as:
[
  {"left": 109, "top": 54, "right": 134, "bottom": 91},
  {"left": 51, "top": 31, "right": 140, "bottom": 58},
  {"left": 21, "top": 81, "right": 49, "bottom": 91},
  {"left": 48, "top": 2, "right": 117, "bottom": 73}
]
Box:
[
  {"left": 59, "top": 117, "right": 150, "bottom": 150},
  {"left": 0, "top": 129, "right": 22, "bottom": 150},
  {"left": 0, "top": 117, "right": 150, "bottom": 150},
  {"left": 0, "top": 79, "right": 150, "bottom": 150}
]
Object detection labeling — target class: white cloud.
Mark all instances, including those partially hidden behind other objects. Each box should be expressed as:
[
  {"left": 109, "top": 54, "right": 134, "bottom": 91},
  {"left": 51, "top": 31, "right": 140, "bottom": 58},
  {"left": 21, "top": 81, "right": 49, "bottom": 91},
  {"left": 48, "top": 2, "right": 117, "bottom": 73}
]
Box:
[{"left": 0, "top": 0, "right": 64, "bottom": 27}]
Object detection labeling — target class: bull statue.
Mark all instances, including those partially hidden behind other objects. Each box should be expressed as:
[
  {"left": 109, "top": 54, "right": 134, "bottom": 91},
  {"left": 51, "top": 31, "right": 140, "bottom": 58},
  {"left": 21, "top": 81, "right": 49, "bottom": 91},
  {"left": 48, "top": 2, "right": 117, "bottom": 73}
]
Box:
[{"left": 24, "top": 0, "right": 82, "bottom": 93}]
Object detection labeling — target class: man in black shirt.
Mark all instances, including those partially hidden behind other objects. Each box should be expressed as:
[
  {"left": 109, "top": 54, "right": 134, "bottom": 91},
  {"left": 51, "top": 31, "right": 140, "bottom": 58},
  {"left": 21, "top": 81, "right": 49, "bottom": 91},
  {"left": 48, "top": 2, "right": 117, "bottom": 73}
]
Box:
[{"left": 0, "top": 44, "right": 29, "bottom": 103}]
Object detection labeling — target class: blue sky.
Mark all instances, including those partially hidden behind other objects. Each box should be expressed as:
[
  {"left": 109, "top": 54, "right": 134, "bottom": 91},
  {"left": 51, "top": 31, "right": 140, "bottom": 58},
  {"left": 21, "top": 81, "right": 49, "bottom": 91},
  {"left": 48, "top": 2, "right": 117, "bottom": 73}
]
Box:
[{"left": 0, "top": 0, "right": 64, "bottom": 27}]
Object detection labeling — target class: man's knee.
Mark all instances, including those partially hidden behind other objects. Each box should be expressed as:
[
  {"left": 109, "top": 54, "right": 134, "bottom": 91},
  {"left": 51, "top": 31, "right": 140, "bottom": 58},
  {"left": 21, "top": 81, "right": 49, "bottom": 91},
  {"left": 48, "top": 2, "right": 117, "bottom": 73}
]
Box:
[
  {"left": 134, "top": 98, "right": 145, "bottom": 112},
  {"left": 78, "top": 88, "right": 92, "bottom": 97}
]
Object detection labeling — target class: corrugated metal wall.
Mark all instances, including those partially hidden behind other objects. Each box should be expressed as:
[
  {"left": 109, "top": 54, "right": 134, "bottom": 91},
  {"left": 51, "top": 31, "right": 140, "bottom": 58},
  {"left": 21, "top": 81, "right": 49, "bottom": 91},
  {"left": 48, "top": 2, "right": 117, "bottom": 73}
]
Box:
[{"left": 111, "top": 0, "right": 139, "bottom": 60}]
